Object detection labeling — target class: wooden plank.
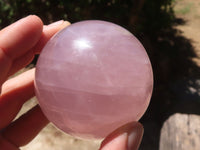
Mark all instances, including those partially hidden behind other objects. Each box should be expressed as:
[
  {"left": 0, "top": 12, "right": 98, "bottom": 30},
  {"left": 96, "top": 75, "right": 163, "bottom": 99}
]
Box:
[{"left": 159, "top": 113, "right": 200, "bottom": 150}]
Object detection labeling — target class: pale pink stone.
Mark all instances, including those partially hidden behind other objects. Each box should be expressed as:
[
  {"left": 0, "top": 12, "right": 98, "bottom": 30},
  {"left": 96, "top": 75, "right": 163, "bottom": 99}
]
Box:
[{"left": 34, "top": 20, "right": 153, "bottom": 139}]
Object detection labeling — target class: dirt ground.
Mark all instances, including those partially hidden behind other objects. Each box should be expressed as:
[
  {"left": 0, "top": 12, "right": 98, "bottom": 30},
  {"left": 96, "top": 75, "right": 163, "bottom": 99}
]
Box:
[
  {"left": 19, "top": 98, "right": 101, "bottom": 150},
  {"left": 174, "top": 0, "right": 200, "bottom": 65},
  {"left": 18, "top": 0, "right": 200, "bottom": 149}
]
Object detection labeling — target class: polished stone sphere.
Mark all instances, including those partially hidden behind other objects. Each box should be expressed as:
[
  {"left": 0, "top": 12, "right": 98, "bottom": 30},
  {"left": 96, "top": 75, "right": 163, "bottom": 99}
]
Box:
[{"left": 35, "top": 20, "right": 153, "bottom": 139}]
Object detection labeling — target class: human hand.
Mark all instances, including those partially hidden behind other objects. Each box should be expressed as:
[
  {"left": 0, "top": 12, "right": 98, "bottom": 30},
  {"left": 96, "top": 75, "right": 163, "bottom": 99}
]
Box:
[
  {"left": 0, "top": 15, "right": 143, "bottom": 150},
  {"left": 0, "top": 15, "right": 70, "bottom": 149},
  {"left": 100, "top": 122, "right": 143, "bottom": 150}
]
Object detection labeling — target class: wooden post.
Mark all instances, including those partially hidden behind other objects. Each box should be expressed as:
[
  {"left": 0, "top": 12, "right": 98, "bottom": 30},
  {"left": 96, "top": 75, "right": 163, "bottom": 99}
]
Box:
[{"left": 159, "top": 113, "right": 200, "bottom": 150}]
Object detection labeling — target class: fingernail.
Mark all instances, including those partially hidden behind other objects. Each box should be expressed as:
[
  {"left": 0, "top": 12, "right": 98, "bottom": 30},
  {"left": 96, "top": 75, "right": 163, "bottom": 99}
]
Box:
[
  {"left": 100, "top": 122, "right": 143, "bottom": 150},
  {"left": 127, "top": 123, "right": 144, "bottom": 150},
  {"left": 101, "top": 132, "right": 128, "bottom": 150},
  {"left": 48, "top": 20, "right": 64, "bottom": 27},
  {"left": 61, "top": 21, "right": 71, "bottom": 28}
]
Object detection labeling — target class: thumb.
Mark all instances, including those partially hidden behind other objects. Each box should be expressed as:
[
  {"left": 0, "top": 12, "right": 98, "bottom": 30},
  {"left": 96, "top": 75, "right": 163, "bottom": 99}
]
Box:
[{"left": 99, "top": 122, "right": 143, "bottom": 150}]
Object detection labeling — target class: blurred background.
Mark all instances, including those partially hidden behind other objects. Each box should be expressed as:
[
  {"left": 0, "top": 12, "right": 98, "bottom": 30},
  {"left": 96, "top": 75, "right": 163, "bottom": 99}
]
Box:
[{"left": 1, "top": 0, "right": 200, "bottom": 149}]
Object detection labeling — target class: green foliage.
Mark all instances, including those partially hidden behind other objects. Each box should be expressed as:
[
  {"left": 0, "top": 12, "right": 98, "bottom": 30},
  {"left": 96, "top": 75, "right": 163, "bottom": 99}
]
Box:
[
  {"left": 0, "top": 0, "right": 15, "bottom": 25},
  {"left": 0, "top": 0, "right": 175, "bottom": 35}
]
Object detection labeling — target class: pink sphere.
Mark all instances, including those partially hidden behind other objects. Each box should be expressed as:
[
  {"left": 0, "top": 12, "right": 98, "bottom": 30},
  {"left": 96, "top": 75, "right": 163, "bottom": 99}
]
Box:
[{"left": 35, "top": 20, "right": 153, "bottom": 139}]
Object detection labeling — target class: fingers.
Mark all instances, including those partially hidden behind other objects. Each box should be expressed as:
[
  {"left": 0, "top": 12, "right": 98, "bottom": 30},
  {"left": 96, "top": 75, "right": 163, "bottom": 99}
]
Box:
[
  {"left": 0, "top": 16, "right": 70, "bottom": 85},
  {"left": 7, "top": 20, "right": 70, "bottom": 77},
  {"left": 0, "top": 15, "right": 43, "bottom": 59},
  {"left": 1, "top": 105, "right": 49, "bottom": 147},
  {"left": 0, "top": 69, "right": 35, "bottom": 129},
  {"left": 0, "top": 48, "right": 11, "bottom": 85},
  {"left": 100, "top": 122, "right": 144, "bottom": 150},
  {"left": 0, "top": 16, "right": 70, "bottom": 148},
  {"left": 8, "top": 50, "right": 35, "bottom": 76},
  {"left": 0, "top": 15, "right": 43, "bottom": 85},
  {"left": 33, "top": 20, "right": 70, "bottom": 54}
]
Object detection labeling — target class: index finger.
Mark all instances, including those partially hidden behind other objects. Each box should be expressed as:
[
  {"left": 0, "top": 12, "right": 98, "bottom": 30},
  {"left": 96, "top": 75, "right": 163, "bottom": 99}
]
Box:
[
  {"left": 0, "top": 15, "right": 43, "bottom": 59},
  {"left": 7, "top": 20, "right": 70, "bottom": 76},
  {"left": 0, "top": 15, "right": 43, "bottom": 85}
]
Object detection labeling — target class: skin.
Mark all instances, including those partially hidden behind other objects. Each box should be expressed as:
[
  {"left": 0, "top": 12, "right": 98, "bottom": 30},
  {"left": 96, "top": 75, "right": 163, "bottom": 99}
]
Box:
[{"left": 0, "top": 15, "right": 143, "bottom": 150}]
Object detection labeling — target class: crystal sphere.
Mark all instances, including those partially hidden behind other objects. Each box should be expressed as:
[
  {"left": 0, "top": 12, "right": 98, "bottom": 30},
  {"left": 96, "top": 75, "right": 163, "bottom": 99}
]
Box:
[{"left": 35, "top": 20, "right": 153, "bottom": 139}]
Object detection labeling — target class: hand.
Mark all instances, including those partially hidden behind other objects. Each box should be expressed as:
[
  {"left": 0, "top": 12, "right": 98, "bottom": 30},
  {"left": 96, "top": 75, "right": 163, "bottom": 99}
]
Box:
[
  {"left": 0, "top": 15, "right": 143, "bottom": 150},
  {"left": 0, "top": 15, "right": 70, "bottom": 149}
]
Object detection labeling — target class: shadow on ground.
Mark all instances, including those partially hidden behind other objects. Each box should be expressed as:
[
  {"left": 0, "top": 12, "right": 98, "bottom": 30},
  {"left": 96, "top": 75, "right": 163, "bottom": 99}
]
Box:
[{"left": 139, "top": 17, "right": 200, "bottom": 150}]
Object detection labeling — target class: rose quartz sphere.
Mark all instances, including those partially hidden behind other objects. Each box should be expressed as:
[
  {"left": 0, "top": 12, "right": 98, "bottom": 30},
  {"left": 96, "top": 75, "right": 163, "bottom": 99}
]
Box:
[{"left": 35, "top": 20, "right": 153, "bottom": 139}]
